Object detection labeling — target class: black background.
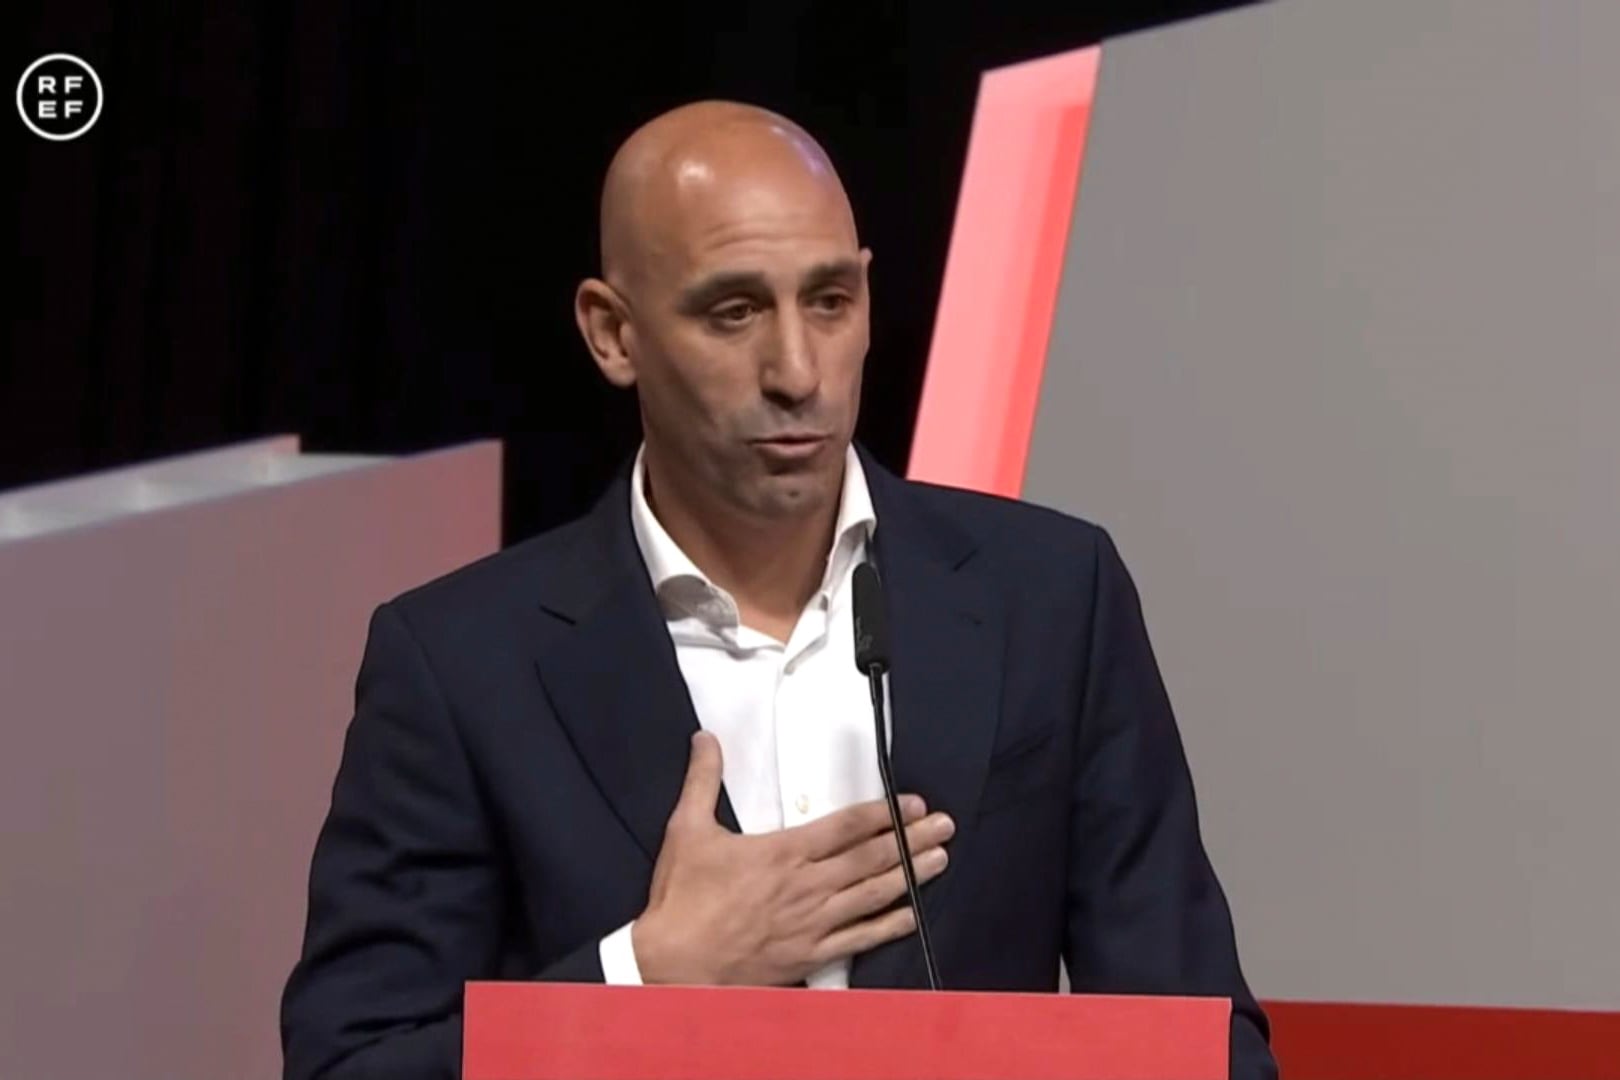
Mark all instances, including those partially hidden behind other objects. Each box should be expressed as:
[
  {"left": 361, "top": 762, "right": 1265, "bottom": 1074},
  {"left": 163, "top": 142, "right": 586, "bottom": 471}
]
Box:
[{"left": 6, "top": 2, "right": 1250, "bottom": 545}]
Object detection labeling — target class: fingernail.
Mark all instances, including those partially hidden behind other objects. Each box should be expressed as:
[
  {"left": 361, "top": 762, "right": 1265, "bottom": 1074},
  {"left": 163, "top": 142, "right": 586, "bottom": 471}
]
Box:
[
  {"left": 935, "top": 814, "right": 955, "bottom": 838},
  {"left": 902, "top": 795, "right": 925, "bottom": 816},
  {"left": 925, "top": 848, "right": 949, "bottom": 869}
]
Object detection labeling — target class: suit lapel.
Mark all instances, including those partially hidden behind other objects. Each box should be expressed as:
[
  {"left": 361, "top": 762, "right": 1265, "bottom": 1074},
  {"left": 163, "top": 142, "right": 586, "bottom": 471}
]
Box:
[
  {"left": 850, "top": 455, "right": 1005, "bottom": 989},
  {"left": 532, "top": 467, "right": 741, "bottom": 863}
]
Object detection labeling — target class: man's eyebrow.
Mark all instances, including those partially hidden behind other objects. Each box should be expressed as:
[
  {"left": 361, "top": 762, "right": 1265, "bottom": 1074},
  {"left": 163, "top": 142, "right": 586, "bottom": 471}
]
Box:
[
  {"left": 676, "top": 270, "right": 770, "bottom": 314},
  {"left": 676, "top": 259, "right": 864, "bottom": 314},
  {"left": 801, "top": 258, "right": 864, "bottom": 290}
]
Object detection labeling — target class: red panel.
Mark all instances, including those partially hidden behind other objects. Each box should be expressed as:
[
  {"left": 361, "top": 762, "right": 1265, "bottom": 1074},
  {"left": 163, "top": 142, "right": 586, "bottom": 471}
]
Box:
[
  {"left": 1001, "top": 102, "right": 1092, "bottom": 496},
  {"left": 1266, "top": 1000, "right": 1620, "bottom": 1080},
  {"left": 464, "top": 982, "right": 1229, "bottom": 1080},
  {"left": 908, "top": 47, "right": 1100, "bottom": 496}
]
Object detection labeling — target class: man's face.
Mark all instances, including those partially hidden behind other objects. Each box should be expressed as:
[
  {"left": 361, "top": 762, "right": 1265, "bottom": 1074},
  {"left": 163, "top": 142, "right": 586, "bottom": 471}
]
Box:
[{"left": 623, "top": 160, "right": 871, "bottom": 523}]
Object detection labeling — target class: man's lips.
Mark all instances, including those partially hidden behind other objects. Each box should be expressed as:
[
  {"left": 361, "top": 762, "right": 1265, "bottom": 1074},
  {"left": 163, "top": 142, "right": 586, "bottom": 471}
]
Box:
[{"left": 750, "top": 434, "right": 830, "bottom": 459}]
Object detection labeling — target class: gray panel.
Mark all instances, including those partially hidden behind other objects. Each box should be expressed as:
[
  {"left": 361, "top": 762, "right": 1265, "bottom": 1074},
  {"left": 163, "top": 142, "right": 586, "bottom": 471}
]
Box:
[
  {"left": 0, "top": 444, "right": 501, "bottom": 1080},
  {"left": 1028, "top": 0, "right": 1620, "bottom": 1007}
]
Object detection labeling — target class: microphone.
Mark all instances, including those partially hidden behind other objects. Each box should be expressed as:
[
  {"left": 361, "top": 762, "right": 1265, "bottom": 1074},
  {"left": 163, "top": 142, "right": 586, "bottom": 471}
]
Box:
[{"left": 852, "top": 562, "right": 942, "bottom": 990}]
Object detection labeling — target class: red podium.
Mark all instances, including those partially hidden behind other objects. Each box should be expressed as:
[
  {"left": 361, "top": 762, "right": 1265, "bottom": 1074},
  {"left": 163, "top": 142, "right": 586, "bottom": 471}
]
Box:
[{"left": 464, "top": 981, "right": 1230, "bottom": 1080}]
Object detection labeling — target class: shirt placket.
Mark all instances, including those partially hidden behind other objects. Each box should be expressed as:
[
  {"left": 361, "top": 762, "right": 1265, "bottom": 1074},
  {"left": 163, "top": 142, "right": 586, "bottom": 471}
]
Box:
[{"left": 775, "top": 597, "right": 831, "bottom": 827}]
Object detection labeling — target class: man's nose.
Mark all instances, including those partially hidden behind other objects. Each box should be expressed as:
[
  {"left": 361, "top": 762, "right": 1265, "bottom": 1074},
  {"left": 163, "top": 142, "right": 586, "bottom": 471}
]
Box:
[{"left": 760, "top": 308, "right": 821, "bottom": 404}]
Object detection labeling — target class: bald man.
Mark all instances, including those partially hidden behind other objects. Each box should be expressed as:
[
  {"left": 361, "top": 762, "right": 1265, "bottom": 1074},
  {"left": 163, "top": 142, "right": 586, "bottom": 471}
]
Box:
[{"left": 280, "top": 102, "right": 1277, "bottom": 1080}]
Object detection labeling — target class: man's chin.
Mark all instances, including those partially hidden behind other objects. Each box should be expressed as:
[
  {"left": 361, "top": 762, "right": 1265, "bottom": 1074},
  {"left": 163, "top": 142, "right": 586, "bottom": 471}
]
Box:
[{"left": 745, "top": 470, "right": 838, "bottom": 521}]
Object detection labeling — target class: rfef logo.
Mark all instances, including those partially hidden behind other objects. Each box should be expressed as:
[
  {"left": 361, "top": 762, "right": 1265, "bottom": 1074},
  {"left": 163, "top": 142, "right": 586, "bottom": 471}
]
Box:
[{"left": 17, "top": 54, "right": 102, "bottom": 141}]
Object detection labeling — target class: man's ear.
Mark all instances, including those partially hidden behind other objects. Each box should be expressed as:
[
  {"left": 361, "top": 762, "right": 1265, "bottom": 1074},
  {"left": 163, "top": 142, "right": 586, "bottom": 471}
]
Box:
[{"left": 574, "top": 278, "right": 637, "bottom": 388}]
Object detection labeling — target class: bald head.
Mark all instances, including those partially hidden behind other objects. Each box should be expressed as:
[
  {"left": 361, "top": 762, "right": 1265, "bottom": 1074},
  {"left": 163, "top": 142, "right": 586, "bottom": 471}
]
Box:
[{"left": 598, "top": 101, "right": 858, "bottom": 290}]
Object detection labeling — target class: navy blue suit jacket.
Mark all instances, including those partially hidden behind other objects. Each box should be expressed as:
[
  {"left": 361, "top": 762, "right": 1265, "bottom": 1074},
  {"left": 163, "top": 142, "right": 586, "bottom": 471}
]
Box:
[{"left": 281, "top": 448, "right": 1276, "bottom": 1079}]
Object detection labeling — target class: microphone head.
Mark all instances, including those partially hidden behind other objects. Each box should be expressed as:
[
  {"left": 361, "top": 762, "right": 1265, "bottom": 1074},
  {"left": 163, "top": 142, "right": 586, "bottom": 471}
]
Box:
[{"left": 852, "top": 562, "right": 890, "bottom": 675}]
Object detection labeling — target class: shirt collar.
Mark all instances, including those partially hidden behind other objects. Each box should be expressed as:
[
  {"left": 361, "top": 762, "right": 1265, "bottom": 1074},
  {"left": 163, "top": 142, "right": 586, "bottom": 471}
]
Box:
[{"left": 629, "top": 442, "right": 877, "bottom": 617}]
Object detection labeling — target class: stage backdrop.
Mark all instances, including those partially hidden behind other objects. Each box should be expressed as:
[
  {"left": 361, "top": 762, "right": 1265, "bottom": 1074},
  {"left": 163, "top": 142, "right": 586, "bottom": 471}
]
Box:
[{"left": 4, "top": 1, "right": 1256, "bottom": 546}]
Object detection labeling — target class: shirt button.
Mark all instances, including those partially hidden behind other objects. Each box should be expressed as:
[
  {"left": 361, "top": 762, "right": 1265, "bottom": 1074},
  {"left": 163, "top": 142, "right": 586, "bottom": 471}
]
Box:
[{"left": 794, "top": 794, "right": 810, "bottom": 815}]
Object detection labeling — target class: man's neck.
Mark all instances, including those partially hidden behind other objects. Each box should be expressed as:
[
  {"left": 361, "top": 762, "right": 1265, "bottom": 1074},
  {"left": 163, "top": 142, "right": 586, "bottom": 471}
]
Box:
[{"left": 644, "top": 462, "right": 838, "bottom": 639}]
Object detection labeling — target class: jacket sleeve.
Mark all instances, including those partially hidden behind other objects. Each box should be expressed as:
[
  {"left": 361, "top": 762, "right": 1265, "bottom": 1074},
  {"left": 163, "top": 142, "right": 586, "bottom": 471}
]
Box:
[
  {"left": 280, "top": 602, "right": 605, "bottom": 1080},
  {"left": 1063, "top": 529, "right": 1278, "bottom": 1080}
]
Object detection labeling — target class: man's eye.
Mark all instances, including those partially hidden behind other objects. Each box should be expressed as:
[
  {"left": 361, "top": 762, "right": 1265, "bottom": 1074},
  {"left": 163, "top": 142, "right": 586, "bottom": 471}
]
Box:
[
  {"left": 812, "top": 293, "right": 851, "bottom": 314},
  {"left": 712, "top": 302, "right": 757, "bottom": 324}
]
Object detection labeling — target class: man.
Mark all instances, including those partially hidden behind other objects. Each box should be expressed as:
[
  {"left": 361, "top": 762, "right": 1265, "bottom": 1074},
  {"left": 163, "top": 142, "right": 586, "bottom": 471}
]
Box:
[{"left": 281, "top": 101, "right": 1277, "bottom": 1079}]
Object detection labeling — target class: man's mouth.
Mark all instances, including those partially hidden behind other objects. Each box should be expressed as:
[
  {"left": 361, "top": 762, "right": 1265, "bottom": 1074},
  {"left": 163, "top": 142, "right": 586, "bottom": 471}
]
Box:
[{"left": 750, "top": 433, "right": 830, "bottom": 459}]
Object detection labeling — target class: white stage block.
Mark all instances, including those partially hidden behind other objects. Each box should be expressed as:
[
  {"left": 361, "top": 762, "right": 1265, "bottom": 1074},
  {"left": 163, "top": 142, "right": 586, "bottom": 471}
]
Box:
[{"left": 0, "top": 437, "right": 502, "bottom": 1080}]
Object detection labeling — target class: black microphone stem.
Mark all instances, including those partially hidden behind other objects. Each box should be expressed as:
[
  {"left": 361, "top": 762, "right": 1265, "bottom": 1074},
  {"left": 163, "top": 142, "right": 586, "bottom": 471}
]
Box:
[{"left": 867, "top": 662, "right": 941, "bottom": 992}]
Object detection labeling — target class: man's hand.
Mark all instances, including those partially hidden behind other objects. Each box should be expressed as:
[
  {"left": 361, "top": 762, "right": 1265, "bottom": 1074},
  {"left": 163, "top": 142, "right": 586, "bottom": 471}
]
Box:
[{"left": 630, "top": 730, "right": 955, "bottom": 986}]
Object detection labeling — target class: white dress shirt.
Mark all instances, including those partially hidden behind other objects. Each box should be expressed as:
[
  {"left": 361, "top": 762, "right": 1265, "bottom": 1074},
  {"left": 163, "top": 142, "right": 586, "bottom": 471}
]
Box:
[{"left": 597, "top": 443, "right": 887, "bottom": 989}]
